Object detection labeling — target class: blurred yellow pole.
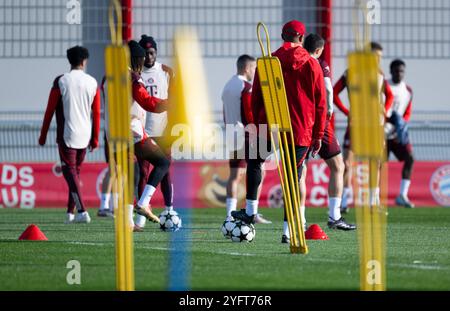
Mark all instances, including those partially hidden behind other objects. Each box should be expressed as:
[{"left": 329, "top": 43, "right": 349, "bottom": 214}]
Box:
[
  {"left": 105, "top": 0, "right": 134, "bottom": 291},
  {"left": 348, "top": 1, "right": 387, "bottom": 291}
]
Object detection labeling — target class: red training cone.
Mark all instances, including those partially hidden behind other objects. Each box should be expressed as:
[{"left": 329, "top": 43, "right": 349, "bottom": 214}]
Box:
[
  {"left": 18, "top": 224, "right": 48, "bottom": 241},
  {"left": 305, "top": 224, "right": 329, "bottom": 240}
]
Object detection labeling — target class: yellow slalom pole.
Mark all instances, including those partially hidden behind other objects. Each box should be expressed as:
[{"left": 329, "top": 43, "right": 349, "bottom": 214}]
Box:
[
  {"left": 348, "top": 0, "right": 387, "bottom": 291},
  {"left": 105, "top": 0, "right": 134, "bottom": 291},
  {"left": 256, "top": 22, "right": 307, "bottom": 254}
]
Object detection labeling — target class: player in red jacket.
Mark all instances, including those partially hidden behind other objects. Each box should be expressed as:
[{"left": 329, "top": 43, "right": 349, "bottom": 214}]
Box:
[
  {"left": 334, "top": 42, "right": 394, "bottom": 213},
  {"left": 39, "top": 46, "right": 100, "bottom": 224},
  {"left": 231, "top": 20, "right": 329, "bottom": 243}
]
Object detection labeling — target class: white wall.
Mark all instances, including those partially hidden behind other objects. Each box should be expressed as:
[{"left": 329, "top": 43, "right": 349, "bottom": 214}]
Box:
[
  {"left": 1, "top": 56, "right": 449, "bottom": 116},
  {"left": 0, "top": 58, "right": 68, "bottom": 111}
]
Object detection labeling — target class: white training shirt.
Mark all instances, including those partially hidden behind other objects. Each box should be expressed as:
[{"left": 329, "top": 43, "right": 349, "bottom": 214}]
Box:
[
  {"left": 385, "top": 80, "right": 413, "bottom": 138},
  {"left": 58, "top": 69, "right": 98, "bottom": 148},
  {"left": 140, "top": 62, "right": 170, "bottom": 137},
  {"left": 222, "top": 74, "right": 251, "bottom": 126},
  {"left": 386, "top": 80, "right": 413, "bottom": 117}
]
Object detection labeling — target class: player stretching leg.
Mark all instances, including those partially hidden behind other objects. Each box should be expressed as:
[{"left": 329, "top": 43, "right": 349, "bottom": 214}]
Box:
[
  {"left": 333, "top": 42, "right": 394, "bottom": 213},
  {"left": 222, "top": 55, "right": 271, "bottom": 225},
  {"left": 304, "top": 34, "right": 356, "bottom": 231},
  {"left": 386, "top": 59, "right": 415, "bottom": 208}
]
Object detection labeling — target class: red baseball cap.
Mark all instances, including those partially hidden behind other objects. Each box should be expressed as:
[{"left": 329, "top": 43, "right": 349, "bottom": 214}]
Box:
[{"left": 282, "top": 20, "right": 306, "bottom": 36}]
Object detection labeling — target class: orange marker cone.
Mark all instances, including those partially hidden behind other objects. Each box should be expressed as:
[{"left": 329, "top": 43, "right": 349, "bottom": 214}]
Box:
[
  {"left": 305, "top": 224, "right": 329, "bottom": 240},
  {"left": 18, "top": 224, "right": 48, "bottom": 241}
]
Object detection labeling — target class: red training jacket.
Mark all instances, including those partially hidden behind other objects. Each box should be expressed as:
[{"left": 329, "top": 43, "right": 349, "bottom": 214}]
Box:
[{"left": 252, "top": 42, "right": 327, "bottom": 147}]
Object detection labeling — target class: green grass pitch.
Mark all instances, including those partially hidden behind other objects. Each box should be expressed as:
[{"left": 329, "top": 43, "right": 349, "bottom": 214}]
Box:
[{"left": 0, "top": 207, "right": 449, "bottom": 290}]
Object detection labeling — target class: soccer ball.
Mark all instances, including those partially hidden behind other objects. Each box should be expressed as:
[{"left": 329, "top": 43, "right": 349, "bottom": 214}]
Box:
[
  {"left": 221, "top": 219, "right": 235, "bottom": 239},
  {"left": 159, "top": 210, "right": 182, "bottom": 232},
  {"left": 230, "top": 220, "right": 255, "bottom": 243},
  {"left": 268, "top": 185, "right": 284, "bottom": 209}
]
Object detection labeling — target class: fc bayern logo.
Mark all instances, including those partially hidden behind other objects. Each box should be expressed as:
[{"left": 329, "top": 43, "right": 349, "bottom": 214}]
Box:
[{"left": 429, "top": 165, "right": 450, "bottom": 207}]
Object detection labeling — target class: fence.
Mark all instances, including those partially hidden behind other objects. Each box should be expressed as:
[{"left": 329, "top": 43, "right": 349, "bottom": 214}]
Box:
[
  {"left": 1, "top": 111, "right": 450, "bottom": 162},
  {"left": 1, "top": 1, "right": 449, "bottom": 162},
  {"left": 2, "top": 0, "right": 450, "bottom": 59}
]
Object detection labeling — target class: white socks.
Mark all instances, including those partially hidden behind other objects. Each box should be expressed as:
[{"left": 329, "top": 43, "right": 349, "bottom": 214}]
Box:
[
  {"left": 128, "top": 204, "right": 135, "bottom": 228},
  {"left": 245, "top": 199, "right": 258, "bottom": 216},
  {"left": 135, "top": 214, "right": 146, "bottom": 228},
  {"left": 283, "top": 206, "right": 307, "bottom": 239},
  {"left": 137, "top": 185, "right": 156, "bottom": 208},
  {"left": 283, "top": 221, "right": 290, "bottom": 238},
  {"left": 371, "top": 187, "right": 380, "bottom": 205},
  {"left": 400, "top": 179, "right": 411, "bottom": 197},
  {"left": 342, "top": 187, "right": 352, "bottom": 208},
  {"left": 100, "top": 193, "right": 111, "bottom": 210},
  {"left": 300, "top": 205, "right": 306, "bottom": 227},
  {"left": 226, "top": 198, "right": 237, "bottom": 217},
  {"left": 328, "top": 197, "right": 342, "bottom": 221}
]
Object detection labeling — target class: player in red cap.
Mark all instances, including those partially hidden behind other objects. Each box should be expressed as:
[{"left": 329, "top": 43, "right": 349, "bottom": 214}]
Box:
[{"left": 232, "top": 20, "right": 329, "bottom": 243}]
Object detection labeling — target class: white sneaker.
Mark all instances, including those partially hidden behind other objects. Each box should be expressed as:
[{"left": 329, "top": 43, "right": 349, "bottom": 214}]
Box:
[
  {"left": 135, "top": 214, "right": 147, "bottom": 228},
  {"left": 65, "top": 213, "right": 75, "bottom": 224},
  {"left": 97, "top": 209, "right": 114, "bottom": 218},
  {"left": 396, "top": 195, "right": 415, "bottom": 208},
  {"left": 254, "top": 213, "right": 272, "bottom": 224},
  {"left": 75, "top": 211, "right": 91, "bottom": 223}
]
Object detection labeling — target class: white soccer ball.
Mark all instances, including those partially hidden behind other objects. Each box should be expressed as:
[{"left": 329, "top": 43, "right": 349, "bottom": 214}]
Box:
[
  {"left": 221, "top": 219, "right": 236, "bottom": 239},
  {"left": 159, "top": 210, "right": 182, "bottom": 232},
  {"left": 230, "top": 220, "right": 255, "bottom": 242},
  {"left": 268, "top": 185, "right": 284, "bottom": 209}
]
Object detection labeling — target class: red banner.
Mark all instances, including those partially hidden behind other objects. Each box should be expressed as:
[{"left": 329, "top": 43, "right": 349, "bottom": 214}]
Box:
[{"left": 1, "top": 161, "right": 450, "bottom": 209}]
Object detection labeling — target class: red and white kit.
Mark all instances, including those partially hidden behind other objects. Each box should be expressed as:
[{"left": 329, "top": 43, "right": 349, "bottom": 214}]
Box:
[
  {"left": 334, "top": 70, "right": 394, "bottom": 149},
  {"left": 141, "top": 61, "right": 172, "bottom": 138},
  {"left": 39, "top": 69, "right": 101, "bottom": 214},
  {"left": 222, "top": 74, "right": 254, "bottom": 168},
  {"left": 386, "top": 79, "right": 413, "bottom": 157}
]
